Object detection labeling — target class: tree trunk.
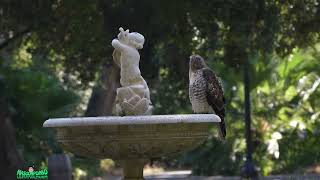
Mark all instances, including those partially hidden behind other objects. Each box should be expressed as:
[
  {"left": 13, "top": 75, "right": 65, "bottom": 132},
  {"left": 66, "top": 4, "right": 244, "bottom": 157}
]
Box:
[
  {"left": 85, "top": 63, "right": 120, "bottom": 116},
  {"left": 85, "top": 1, "right": 122, "bottom": 116},
  {"left": 0, "top": 99, "right": 25, "bottom": 180}
]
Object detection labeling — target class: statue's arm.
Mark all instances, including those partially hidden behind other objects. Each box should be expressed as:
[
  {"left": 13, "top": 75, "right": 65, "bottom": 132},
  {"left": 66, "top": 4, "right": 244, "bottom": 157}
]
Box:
[
  {"left": 112, "top": 49, "right": 121, "bottom": 67},
  {"left": 112, "top": 39, "right": 126, "bottom": 52}
]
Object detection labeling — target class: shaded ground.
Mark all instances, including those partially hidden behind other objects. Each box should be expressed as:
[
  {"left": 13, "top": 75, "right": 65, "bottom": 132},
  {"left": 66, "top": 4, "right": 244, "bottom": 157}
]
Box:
[
  {"left": 90, "top": 163, "right": 320, "bottom": 180},
  {"left": 92, "top": 168, "right": 320, "bottom": 180}
]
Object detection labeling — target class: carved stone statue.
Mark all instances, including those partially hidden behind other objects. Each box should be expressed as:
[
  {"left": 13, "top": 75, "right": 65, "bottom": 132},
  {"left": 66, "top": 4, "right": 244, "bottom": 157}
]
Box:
[{"left": 111, "top": 27, "right": 153, "bottom": 115}]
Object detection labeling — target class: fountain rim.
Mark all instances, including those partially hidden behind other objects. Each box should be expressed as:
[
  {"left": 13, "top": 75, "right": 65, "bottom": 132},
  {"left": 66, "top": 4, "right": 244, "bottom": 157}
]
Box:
[{"left": 43, "top": 114, "right": 221, "bottom": 128}]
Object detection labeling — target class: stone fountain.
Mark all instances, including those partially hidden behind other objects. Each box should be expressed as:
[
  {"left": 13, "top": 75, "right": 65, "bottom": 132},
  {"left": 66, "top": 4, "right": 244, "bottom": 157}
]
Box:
[{"left": 43, "top": 27, "right": 221, "bottom": 180}]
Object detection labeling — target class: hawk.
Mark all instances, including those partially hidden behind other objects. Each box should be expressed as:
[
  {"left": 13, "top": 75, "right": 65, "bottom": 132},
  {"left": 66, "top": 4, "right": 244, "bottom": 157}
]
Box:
[{"left": 189, "top": 54, "right": 226, "bottom": 139}]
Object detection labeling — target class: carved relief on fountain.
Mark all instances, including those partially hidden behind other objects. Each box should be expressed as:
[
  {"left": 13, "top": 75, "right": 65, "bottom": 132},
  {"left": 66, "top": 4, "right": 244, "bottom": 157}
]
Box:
[{"left": 54, "top": 122, "right": 212, "bottom": 159}]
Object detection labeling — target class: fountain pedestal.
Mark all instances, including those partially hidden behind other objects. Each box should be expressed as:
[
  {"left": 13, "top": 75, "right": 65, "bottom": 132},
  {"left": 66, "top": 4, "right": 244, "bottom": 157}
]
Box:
[
  {"left": 43, "top": 114, "right": 220, "bottom": 180},
  {"left": 121, "top": 159, "right": 146, "bottom": 180}
]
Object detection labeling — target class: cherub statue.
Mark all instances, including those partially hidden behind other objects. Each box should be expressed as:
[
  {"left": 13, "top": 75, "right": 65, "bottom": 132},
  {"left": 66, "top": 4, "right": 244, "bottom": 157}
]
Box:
[{"left": 111, "top": 27, "right": 153, "bottom": 115}]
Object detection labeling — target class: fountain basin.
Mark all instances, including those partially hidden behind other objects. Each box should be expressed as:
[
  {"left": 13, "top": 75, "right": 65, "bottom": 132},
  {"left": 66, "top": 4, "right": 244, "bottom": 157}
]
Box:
[{"left": 43, "top": 114, "right": 221, "bottom": 179}]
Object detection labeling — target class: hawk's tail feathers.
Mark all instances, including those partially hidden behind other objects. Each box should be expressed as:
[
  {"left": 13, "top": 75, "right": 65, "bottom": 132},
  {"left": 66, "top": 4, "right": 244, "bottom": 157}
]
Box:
[{"left": 218, "top": 118, "right": 226, "bottom": 141}]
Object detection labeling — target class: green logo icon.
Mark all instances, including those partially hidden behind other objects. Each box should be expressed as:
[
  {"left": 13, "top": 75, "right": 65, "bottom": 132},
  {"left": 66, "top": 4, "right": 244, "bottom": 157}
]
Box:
[{"left": 16, "top": 166, "right": 48, "bottom": 179}]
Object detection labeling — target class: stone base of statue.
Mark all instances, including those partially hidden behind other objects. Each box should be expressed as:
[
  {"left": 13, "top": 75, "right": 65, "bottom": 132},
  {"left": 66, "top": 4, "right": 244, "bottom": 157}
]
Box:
[
  {"left": 115, "top": 86, "right": 153, "bottom": 116},
  {"left": 43, "top": 114, "right": 221, "bottom": 180}
]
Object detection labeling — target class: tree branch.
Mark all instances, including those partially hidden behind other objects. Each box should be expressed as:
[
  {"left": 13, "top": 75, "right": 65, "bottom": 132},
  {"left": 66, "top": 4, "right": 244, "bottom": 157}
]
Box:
[{"left": 0, "top": 27, "right": 32, "bottom": 50}]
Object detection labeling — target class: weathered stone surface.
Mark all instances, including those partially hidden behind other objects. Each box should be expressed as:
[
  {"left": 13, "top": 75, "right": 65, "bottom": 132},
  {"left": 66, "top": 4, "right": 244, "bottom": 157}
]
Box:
[
  {"left": 43, "top": 114, "right": 221, "bottom": 180},
  {"left": 43, "top": 114, "right": 220, "bottom": 160}
]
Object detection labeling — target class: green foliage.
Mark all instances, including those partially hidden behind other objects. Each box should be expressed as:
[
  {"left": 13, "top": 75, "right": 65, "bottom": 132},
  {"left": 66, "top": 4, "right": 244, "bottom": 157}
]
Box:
[
  {"left": 179, "top": 138, "right": 244, "bottom": 176},
  {"left": 251, "top": 45, "right": 320, "bottom": 175},
  {"left": 2, "top": 69, "right": 77, "bottom": 126},
  {"left": 177, "top": 45, "right": 320, "bottom": 176},
  {"left": 0, "top": 59, "right": 79, "bottom": 167},
  {"left": 275, "top": 127, "right": 320, "bottom": 173},
  {"left": 72, "top": 158, "right": 101, "bottom": 177}
]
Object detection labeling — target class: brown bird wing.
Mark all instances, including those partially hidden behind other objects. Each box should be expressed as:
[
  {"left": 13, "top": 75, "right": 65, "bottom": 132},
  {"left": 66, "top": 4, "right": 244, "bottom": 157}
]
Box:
[
  {"left": 202, "top": 68, "right": 226, "bottom": 139},
  {"left": 202, "top": 68, "right": 225, "bottom": 111}
]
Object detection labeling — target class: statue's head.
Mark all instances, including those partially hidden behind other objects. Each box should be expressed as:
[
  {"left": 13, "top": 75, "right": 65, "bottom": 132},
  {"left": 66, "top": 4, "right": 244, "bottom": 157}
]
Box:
[
  {"left": 117, "top": 27, "right": 145, "bottom": 49},
  {"left": 118, "top": 27, "right": 130, "bottom": 43},
  {"left": 128, "top": 32, "right": 145, "bottom": 49}
]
